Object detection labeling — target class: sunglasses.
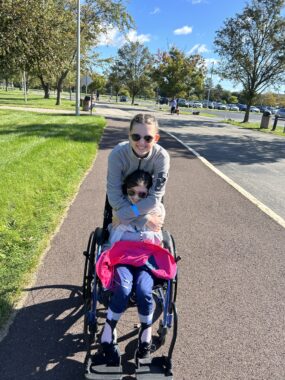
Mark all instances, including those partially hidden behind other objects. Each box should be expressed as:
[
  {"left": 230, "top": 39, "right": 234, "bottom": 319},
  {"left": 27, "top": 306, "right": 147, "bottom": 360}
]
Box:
[
  {"left": 130, "top": 133, "right": 154, "bottom": 143},
  {"left": 127, "top": 189, "right": 148, "bottom": 199}
]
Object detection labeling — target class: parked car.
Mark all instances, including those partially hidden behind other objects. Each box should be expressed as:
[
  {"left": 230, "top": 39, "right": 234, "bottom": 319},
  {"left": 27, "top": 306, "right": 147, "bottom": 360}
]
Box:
[
  {"left": 267, "top": 107, "right": 278, "bottom": 115},
  {"left": 217, "top": 103, "right": 228, "bottom": 110},
  {"left": 228, "top": 104, "right": 239, "bottom": 111},
  {"left": 120, "top": 95, "right": 128, "bottom": 102},
  {"left": 177, "top": 98, "right": 189, "bottom": 107},
  {"left": 192, "top": 102, "right": 203, "bottom": 108},
  {"left": 250, "top": 106, "right": 260, "bottom": 113},
  {"left": 257, "top": 105, "right": 269, "bottom": 113},
  {"left": 276, "top": 108, "right": 285, "bottom": 117},
  {"left": 238, "top": 104, "right": 247, "bottom": 111},
  {"left": 158, "top": 97, "right": 169, "bottom": 105}
]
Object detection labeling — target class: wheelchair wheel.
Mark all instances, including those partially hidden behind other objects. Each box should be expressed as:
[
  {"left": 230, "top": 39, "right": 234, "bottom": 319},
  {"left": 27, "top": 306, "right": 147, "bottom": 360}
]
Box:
[{"left": 83, "top": 227, "right": 103, "bottom": 345}]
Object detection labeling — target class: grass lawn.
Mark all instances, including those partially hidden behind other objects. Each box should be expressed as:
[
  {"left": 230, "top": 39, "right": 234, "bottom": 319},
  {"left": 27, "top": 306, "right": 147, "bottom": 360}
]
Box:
[
  {"left": 0, "top": 88, "right": 76, "bottom": 110},
  {"left": 0, "top": 109, "right": 105, "bottom": 327},
  {"left": 224, "top": 119, "right": 285, "bottom": 137}
]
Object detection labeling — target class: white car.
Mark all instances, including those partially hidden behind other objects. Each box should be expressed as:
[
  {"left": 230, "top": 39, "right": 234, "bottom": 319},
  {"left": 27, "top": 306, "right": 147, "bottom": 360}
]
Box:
[
  {"left": 192, "top": 102, "right": 203, "bottom": 108},
  {"left": 228, "top": 104, "right": 239, "bottom": 111},
  {"left": 276, "top": 108, "right": 285, "bottom": 118},
  {"left": 217, "top": 103, "right": 228, "bottom": 110},
  {"left": 250, "top": 106, "right": 260, "bottom": 113}
]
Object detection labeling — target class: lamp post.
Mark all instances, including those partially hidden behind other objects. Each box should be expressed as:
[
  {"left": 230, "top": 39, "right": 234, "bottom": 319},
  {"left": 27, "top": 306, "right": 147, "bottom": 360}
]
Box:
[
  {"left": 207, "top": 62, "right": 214, "bottom": 107},
  {"left": 75, "top": 0, "right": 81, "bottom": 116}
]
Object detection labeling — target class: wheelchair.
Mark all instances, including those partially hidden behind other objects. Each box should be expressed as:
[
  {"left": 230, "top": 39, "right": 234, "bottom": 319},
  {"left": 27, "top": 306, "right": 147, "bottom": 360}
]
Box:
[{"left": 82, "top": 197, "right": 179, "bottom": 380}]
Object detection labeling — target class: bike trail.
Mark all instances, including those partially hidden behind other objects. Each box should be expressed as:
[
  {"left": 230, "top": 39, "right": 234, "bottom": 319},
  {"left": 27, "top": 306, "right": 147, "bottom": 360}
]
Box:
[{"left": 0, "top": 108, "right": 285, "bottom": 380}]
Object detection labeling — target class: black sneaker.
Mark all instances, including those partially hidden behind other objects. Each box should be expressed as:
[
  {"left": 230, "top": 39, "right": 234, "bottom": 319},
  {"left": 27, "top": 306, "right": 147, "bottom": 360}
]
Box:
[
  {"left": 101, "top": 341, "right": 121, "bottom": 366},
  {"left": 137, "top": 341, "right": 152, "bottom": 359}
]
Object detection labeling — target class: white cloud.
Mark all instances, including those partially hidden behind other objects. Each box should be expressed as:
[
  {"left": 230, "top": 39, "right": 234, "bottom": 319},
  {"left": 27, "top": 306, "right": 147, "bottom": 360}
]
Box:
[
  {"left": 150, "top": 7, "right": 160, "bottom": 15},
  {"left": 97, "top": 27, "right": 120, "bottom": 47},
  {"left": 188, "top": 44, "right": 209, "bottom": 54},
  {"left": 97, "top": 27, "right": 151, "bottom": 47},
  {"left": 204, "top": 58, "right": 219, "bottom": 68},
  {"left": 173, "top": 25, "right": 193, "bottom": 35},
  {"left": 126, "top": 30, "right": 151, "bottom": 44}
]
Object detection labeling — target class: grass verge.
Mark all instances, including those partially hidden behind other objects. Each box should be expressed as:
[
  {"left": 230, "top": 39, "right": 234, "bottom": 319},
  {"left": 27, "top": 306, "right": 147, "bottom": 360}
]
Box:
[
  {"left": 0, "top": 109, "right": 105, "bottom": 327},
  {"left": 224, "top": 119, "right": 285, "bottom": 137}
]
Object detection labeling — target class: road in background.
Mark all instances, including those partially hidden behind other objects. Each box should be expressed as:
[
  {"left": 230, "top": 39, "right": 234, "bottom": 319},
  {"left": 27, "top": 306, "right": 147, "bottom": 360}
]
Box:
[{"left": 157, "top": 113, "right": 285, "bottom": 223}]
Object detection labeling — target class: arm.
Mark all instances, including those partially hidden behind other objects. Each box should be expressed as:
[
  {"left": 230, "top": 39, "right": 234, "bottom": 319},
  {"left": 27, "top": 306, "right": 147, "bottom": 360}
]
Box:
[{"left": 116, "top": 150, "right": 170, "bottom": 227}]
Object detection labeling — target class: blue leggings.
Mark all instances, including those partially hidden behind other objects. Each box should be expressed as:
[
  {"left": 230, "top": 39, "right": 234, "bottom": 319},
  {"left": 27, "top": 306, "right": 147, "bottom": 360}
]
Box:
[{"left": 108, "top": 265, "right": 154, "bottom": 324}]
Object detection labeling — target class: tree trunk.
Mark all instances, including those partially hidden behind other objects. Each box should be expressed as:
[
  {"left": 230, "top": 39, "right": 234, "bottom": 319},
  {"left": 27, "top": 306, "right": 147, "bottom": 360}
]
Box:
[
  {"left": 243, "top": 107, "right": 250, "bottom": 122},
  {"left": 56, "top": 70, "right": 69, "bottom": 105},
  {"left": 38, "top": 75, "right": 50, "bottom": 99},
  {"left": 56, "top": 81, "right": 62, "bottom": 105},
  {"left": 131, "top": 94, "right": 135, "bottom": 105},
  {"left": 5, "top": 77, "right": 8, "bottom": 91}
]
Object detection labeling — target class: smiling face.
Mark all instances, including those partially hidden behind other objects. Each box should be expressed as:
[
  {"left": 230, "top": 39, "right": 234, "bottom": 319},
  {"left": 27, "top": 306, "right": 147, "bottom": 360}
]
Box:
[{"left": 129, "top": 122, "right": 160, "bottom": 157}]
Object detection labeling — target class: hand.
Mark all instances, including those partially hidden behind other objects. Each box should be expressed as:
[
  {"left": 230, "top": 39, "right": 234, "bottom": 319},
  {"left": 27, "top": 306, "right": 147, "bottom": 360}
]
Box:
[
  {"left": 145, "top": 213, "right": 163, "bottom": 232},
  {"left": 112, "top": 215, "right": 120, "bottom": 227}
]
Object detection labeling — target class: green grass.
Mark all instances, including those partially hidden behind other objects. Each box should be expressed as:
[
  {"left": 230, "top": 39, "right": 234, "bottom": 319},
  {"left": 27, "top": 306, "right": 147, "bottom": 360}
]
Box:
[
  {"left": 0, "top": 88, "right": 77, "bottom": 110},
  {"left": 0, "top": 109, "right": 105, "bottom": 327},
  {"left": 224, "top": 119, "right": 285, "bottom": 137}
]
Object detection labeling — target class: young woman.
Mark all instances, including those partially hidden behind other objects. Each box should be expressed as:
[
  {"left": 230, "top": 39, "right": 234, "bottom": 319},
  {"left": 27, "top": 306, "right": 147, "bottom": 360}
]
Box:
[{"left": 107, "top": 113, "right": 170, "bottom": 234}]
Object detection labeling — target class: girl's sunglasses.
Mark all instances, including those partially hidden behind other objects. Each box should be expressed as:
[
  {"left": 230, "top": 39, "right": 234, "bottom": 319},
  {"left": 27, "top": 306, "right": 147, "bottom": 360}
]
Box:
[
  {"left": 127, "top": 189, "right": 148, "bottom": 199},
  {"left": 130, "top": 133, "right": 154, "bottom": 143}
]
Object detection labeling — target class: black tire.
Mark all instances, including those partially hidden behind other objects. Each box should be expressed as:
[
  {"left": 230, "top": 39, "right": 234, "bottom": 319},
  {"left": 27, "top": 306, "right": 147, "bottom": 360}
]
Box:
[{"left": 82, "top": 228, "right": 103, "bottom": 345}]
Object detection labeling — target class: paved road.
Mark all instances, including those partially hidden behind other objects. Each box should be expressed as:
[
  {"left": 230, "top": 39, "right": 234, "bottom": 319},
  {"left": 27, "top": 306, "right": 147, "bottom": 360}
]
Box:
[
  {"left": 1, "top": 104, "right": 285, "bottom": 380},
  {"left": 157, "top": 113, "right": 285, "bottom": 224}
]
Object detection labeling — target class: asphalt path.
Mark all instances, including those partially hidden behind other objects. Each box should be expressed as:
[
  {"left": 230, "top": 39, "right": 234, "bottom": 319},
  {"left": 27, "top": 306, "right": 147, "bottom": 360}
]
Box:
[{"left": 1, "top": 105, "right": 285, "bottom": 380}]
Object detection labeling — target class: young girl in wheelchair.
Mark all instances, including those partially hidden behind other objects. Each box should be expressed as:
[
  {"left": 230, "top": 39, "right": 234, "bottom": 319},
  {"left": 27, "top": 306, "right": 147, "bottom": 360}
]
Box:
[{"left": 98, "top": 169, "right": 166, "bottom": 365}]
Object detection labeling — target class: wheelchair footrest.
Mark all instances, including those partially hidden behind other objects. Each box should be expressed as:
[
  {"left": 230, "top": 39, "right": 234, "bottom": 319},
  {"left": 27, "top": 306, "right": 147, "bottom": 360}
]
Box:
[
  {"left": 135, "top": 356, "right": 173, "bottom": 379},
  {"left": 85, "top": 355, "right": 122, "bottom": 380}
]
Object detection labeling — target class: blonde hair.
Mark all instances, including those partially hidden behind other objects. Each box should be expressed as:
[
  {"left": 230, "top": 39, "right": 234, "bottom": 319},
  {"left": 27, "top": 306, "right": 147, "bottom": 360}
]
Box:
[{"left": 130, "top": 113, "right": 159, "bottom": 133}]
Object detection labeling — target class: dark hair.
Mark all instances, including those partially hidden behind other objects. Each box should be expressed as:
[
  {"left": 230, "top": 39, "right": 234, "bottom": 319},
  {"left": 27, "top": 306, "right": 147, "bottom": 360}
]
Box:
[
  {"left": 129, "top": 113, "right": 158, "bottom": 132},
  {"left": 123, "top": 170, "right": 153, "bottom": 195}
]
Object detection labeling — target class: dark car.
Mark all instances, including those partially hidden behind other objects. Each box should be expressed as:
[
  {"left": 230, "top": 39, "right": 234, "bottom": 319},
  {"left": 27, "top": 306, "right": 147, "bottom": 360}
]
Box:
[
  {"left": 159, "top": 97, "right": 169, "bottom": 105},
  {"left": 238, "top": 104, "right": 247, "bottom": 111},
  {"left": 120, "top": 95, "right": 128, "bottom": 102}
]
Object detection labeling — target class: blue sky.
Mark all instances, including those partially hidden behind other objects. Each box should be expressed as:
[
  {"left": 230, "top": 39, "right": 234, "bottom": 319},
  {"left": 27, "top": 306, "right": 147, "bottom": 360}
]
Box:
[{"left": 96, "top": 0, "right": 250, "bottom": 91}]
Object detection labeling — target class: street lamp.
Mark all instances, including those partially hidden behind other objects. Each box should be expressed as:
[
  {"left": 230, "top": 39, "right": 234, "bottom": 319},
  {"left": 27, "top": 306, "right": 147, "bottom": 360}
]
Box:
[
  {"left": 75, "top": 0, "right": 81, "bottom": 116},
  {"left": 207, "top": 62, "right": 214, "bottom": 106}
]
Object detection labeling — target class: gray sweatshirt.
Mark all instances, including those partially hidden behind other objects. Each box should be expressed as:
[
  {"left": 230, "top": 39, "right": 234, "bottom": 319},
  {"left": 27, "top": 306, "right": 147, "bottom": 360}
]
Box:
[{"left": 107, "top": 141, "right": 170, "bottom": 228}]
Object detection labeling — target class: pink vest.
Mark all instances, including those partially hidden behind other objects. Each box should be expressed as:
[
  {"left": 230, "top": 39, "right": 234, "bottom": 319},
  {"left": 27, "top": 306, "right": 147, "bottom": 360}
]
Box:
[{"left": 96, "top": 241, "right": 177, "bottom": 289}]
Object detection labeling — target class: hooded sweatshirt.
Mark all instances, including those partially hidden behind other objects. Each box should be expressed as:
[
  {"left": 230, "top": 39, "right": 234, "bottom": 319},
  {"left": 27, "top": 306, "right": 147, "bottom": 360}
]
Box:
[{"left": 107, "top": 141, "right": 170, "bottom": 229}]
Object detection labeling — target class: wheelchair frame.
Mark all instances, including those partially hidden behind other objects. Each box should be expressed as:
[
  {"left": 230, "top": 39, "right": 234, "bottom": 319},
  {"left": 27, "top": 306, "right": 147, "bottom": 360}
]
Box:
[{"left": 82, "top": 197, "right": 179, "bottom": 378}]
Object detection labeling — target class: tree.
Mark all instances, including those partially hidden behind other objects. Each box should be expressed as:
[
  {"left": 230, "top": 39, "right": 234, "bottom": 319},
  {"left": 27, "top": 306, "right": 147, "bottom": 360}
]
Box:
[
  {"left": 152, "top": 47, "right": 206, "bottom": 99},
  {"left": 0, "top": 0, "right": 132, "bottom": 104},
  {"left": 107, "top": 59, "right": 124, "bottom": 101},
  {"left": 116, "top": 41, "right": 153, "bottom": 104},
  {"left": 214, "top": 0, "right": 285, "bottom": 122},
  {"left": 89, "top": 73, "right": 106, "bottom": 94}
]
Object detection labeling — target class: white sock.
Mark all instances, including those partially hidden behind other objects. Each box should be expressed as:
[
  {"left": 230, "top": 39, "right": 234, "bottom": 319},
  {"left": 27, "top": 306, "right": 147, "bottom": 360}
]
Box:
[
  {"left": 101, "top": 322, "right": 112, "bottom": 343},
  {"left": 141, "top": 326, "right": 152, "bottom": 343}
]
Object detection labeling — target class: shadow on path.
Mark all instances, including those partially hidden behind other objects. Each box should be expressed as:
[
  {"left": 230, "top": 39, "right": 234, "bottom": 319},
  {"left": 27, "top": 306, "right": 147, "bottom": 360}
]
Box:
[{"left": 0, "top": 285, "right": 85, "bottom": 380}]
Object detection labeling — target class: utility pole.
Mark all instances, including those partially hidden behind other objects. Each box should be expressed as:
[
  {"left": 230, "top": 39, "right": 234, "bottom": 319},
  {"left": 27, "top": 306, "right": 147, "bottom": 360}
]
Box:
[
  {"left": 75, "top": 0, "right": 80, "bottom": 116},
  {"left": 207, "top": 62, "right": 214, "bottom": 107}
]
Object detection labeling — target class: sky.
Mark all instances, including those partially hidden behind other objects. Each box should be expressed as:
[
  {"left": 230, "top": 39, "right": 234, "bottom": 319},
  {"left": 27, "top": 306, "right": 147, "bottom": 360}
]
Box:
[{"left": 96, "top": 0, "right": 251, "bottom": 92}]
